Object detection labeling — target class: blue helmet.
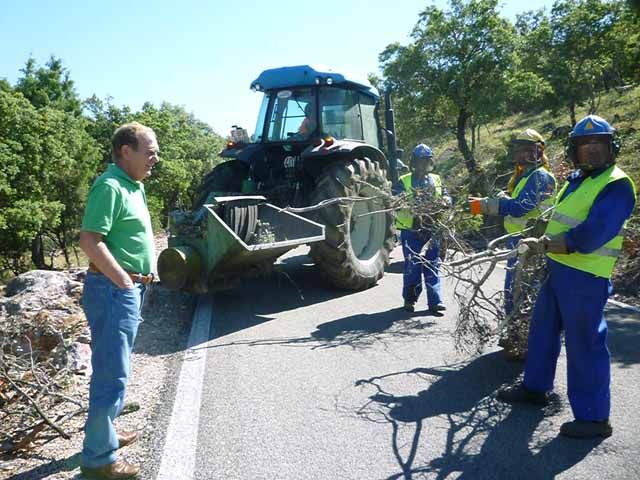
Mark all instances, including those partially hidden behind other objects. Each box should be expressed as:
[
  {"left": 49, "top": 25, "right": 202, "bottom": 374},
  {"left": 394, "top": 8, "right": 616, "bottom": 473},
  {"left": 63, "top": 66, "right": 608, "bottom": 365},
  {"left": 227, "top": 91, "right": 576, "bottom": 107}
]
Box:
[
  {"left": 412, "top": 144, "right": 433, "bottom": 160},
  {"left": 570, "top": 114, "right": 615, "bottom": 138}
]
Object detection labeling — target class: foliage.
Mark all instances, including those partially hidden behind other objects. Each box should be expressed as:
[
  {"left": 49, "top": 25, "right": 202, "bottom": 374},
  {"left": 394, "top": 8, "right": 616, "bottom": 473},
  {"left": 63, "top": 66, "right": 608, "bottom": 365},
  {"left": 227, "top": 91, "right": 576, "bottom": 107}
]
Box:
[
  {"left": 380, "top": 0, "right": 515, "bottom": 183},
  {"left": 14, "top": 56, "right": 82, "bottom": 116},
  {"left": 0, "top": 88, "right": 100, "bottom": 273}
]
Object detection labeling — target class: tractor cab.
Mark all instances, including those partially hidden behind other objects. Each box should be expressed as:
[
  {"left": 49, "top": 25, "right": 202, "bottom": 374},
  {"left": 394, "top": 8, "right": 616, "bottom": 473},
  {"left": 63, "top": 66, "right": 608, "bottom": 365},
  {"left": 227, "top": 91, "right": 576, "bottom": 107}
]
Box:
[{"left": 222, "top": 65, "right": 383, "bottom": 156}]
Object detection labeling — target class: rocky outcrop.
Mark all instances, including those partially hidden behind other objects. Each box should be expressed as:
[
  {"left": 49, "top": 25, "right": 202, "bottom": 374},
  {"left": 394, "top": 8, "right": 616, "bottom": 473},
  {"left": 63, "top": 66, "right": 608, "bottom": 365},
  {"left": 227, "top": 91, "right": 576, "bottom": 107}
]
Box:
[{"left": 1, "top": 269, "right": 91, "bottom": 375}]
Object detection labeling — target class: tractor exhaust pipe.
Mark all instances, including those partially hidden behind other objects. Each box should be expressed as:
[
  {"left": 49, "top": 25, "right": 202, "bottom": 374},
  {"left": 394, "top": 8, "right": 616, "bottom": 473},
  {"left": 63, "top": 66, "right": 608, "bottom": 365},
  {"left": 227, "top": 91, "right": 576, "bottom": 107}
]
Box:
[{"left": 384, "top": 89, "right": 399, "bottom": 185}]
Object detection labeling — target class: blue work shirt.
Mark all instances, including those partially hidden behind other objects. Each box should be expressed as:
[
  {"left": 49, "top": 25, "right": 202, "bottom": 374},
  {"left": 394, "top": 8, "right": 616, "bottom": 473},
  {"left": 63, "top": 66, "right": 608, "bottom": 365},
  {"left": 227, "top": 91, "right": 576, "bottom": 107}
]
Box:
[
  {"left": 557, "top": 167, "right": 636, "bottom": 254},
  {"left": 498, "top": 167, "right": 556, "bottom": 218}
]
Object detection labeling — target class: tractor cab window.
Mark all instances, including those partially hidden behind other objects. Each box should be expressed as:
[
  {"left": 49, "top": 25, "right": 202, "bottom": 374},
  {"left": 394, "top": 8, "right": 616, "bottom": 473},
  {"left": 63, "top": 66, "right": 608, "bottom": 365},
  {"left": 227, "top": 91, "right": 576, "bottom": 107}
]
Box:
[
  {"left": 359, "top": 95, "right": 380, "bottom": 148},
  {"left": 267, "top": 88, "right": 316, "bottom": 142},
  {"left": 319, "top": 88, "right": 363, "bottom": 141},
  {"left": 251, "top": 93, "right": 271, "bottom": 142}
]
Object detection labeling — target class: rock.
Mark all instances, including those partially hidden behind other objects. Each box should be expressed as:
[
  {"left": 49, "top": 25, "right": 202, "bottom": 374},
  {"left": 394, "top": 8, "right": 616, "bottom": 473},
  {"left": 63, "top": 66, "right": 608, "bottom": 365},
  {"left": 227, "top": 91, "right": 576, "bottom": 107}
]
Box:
[
  {"left": 77, "top": 326, "right": 92, "bottom": 344},
  {"left": 67, "top": 342, "right": 92, "bottom": 375},
  {"left": 1, "top": 270, "right": 84, "bottom": 317}
]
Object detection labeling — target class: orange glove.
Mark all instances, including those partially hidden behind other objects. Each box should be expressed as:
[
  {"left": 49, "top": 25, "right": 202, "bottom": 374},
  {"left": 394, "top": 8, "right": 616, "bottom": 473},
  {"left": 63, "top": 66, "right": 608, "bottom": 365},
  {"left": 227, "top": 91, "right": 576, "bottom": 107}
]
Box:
[{"left": 469, "top": 197, "right": 482, "bottom": 215}]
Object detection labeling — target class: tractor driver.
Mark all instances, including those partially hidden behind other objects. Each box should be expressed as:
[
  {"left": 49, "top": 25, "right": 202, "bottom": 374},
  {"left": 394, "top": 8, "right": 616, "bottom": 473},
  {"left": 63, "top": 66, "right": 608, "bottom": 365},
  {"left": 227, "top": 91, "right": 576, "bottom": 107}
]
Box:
[{"left": 298, "top": 102, "right": 316, "bottom": 137}]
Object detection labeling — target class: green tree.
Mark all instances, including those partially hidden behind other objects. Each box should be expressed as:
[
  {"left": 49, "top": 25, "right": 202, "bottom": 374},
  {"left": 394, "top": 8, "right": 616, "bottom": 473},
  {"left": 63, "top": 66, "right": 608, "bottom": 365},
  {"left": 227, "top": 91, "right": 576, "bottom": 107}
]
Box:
[
  {"left": 610, "top": 1, "right": 640, "bottom": 85},
  {"left": 546, "top": 0, "right": 619, "bottom": 125},
  {"left": 15, "top": 56, "right": 82, "bottom": 116},
  {"left": 505, "top": 9, "right": 555, "bottom": 113},
  {"left": 380, "top": 0, "right": 515, "bottom": 184},
  {"left": 0, "top": 84, "right": 100, "bottom": 273}
]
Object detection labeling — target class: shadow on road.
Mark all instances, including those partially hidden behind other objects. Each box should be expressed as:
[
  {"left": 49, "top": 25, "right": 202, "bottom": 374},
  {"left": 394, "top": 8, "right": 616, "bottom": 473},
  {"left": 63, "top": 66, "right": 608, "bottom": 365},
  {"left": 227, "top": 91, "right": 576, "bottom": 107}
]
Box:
[
  {"left": 353, "top": 351, "right": 602, "bottom": 480},
  {"left": 385, "top": 258, "right": 405, "bottom": 275},
  {"left": 199, "top": 306, "right": 439, "bottom": 352},
  {"left": 606, "top": 304, "right": 640, "bottom": 367},
  {"left": 310, "top": 308, "right": 438, "bottom": 349}
]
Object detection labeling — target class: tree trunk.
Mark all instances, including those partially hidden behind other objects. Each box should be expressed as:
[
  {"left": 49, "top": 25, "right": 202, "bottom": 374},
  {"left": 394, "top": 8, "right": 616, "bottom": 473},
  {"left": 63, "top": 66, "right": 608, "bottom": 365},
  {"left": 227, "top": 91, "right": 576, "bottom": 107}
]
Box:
[
  {"left": 471, "top": 122, "right": 476, "bottom": 152},
  {"left": 457, "top": 110, "right": 487, "bottom": 196},
  {"left": 456, "top": 109, "right": 475, "bottom": 172},
  {"left": 568, "top": 101, "right": 577, "bottom": 127},
  {"left": 31, "top": 234, "right": 46, "bottom": 269}
]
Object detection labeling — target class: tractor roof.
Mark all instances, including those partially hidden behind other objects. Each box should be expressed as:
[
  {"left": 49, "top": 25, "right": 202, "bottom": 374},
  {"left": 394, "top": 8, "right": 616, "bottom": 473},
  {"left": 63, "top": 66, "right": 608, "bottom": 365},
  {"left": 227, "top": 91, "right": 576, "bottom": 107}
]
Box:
[{"left": 250, "top": 65, "right": 379, "bottom": 99}]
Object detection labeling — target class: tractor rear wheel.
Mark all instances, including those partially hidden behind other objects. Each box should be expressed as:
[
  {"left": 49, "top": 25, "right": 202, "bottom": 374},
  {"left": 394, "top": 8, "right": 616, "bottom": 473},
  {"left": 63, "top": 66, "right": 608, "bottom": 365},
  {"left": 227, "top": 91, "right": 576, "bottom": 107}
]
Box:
[{"left": 309, "top": 158, "right": 394, "bottom": 290}]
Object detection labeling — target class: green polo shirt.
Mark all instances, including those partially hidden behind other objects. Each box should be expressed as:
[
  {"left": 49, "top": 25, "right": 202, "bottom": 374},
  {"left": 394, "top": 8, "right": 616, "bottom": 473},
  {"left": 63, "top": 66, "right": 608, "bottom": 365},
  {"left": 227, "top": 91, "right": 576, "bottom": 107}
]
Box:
[{"left": 82, "top": 163, "right": 155, "bottom": 274}]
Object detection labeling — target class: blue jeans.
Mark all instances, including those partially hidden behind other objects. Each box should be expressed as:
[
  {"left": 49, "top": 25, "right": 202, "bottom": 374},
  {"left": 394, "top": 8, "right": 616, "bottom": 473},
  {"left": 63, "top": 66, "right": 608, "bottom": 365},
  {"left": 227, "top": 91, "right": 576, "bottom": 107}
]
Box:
[
  {"left": 400, "top": 229, "right": 443, "bottom": 308},
  {"left": 80, "top": 272, "right": 146, "bottom": 468}
]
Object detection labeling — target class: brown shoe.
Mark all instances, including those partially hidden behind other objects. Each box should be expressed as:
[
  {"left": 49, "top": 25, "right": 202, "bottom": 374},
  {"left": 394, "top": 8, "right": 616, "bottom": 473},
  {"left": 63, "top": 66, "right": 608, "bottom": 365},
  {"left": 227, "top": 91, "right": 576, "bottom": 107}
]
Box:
[
  {"left": 80, "top": 460, "right": 139, "bottom": 479},
  {"left": 117, "top": 431, "right": 139, "bottom": 449}
]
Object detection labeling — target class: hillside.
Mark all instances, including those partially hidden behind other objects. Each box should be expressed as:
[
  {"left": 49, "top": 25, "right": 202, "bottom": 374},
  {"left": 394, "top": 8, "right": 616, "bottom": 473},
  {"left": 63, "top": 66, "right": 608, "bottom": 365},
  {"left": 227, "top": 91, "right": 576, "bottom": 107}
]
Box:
[{"left": 428, "top": 85, "right": 640, "bottom": 302}]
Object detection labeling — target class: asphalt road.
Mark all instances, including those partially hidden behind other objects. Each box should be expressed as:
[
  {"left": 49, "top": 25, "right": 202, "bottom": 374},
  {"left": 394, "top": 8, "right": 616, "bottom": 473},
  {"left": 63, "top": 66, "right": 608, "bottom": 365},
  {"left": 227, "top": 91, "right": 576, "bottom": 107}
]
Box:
[{"left": 179, "top": 245, "right": 640, "bottom": 480}]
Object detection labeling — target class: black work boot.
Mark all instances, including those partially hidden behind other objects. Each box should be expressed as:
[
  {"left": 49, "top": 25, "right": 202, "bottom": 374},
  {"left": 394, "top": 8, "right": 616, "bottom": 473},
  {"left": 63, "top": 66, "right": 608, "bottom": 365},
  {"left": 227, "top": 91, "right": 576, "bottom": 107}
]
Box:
[
  {"left": 404, "top": 300, "right": 416, "bottom": 313},
  {"left": 560, "top": 419, "right": 612, "bottom": 439},
  {"left": 496, "top": 383, "right": 550, "bottom": 406}
]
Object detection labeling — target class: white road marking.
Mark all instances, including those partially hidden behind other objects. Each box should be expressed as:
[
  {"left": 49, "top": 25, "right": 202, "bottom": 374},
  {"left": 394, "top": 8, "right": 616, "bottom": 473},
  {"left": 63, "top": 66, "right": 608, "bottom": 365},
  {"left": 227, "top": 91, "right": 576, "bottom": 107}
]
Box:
[{"left": 157, "top": 295, "right": 212, "bottom": 480}]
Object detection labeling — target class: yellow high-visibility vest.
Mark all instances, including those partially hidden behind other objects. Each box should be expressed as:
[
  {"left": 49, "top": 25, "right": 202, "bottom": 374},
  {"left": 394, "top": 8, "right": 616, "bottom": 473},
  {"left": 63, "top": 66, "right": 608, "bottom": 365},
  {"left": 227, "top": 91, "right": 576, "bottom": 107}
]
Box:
[
  {"left": 504, "top": 166, "right": 556, "bottom": 234},
  {"left": 545, "top": 165, "right": 636, "bottom": 278},
  {"left": 395, "top": 173, "right": 442, "bottom": 230}
]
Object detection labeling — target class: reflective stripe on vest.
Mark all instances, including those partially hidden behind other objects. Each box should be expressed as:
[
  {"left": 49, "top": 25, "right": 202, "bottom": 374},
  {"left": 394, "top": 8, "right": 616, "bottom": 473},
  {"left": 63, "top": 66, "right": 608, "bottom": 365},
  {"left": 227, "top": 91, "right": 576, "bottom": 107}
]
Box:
[
  {"left": 503, "top": 166, "right": 556, "bottom": 234},
  {"left": 395, "top": 173, "right": 442, "bottom": 230},
  {"left": 545, "top": 165, "right": 637, "bottom": 278}
]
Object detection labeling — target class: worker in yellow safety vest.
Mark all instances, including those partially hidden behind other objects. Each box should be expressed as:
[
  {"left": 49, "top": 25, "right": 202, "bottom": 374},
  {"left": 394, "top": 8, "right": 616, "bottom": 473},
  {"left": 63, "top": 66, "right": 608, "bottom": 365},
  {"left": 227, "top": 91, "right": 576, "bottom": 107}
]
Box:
[
  {"left": 497, "top": 115, "right": 637, "bottom": 439},
  {"left": 394, "top": 144, "right": 452, "bottom": 314},
  {"left": 469, "top": 129, "right": 556, "bottom": 316}
]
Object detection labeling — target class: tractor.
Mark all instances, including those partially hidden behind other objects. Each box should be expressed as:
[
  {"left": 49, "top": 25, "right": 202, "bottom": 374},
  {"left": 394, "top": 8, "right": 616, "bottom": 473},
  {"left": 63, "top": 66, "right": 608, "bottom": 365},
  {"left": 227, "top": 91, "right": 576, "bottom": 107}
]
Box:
[{"left": 158, "top": 65, "right": 400, "bottom": 292}]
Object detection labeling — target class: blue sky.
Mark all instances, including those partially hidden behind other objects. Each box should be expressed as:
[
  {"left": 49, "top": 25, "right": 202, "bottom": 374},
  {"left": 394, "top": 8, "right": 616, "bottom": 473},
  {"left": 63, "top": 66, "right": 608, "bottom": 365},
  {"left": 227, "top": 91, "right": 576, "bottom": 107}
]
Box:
[{"left": 1, "top": 0, "right": 554, "bottom": 137}]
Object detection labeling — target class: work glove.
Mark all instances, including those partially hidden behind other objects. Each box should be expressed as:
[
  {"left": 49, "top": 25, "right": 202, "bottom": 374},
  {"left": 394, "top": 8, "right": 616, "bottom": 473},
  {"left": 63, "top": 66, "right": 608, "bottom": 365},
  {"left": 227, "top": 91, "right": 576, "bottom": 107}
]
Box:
[
  {"left": 469, "top": 197, "right": 500, "bottom": 216},
  {"left": 526, "top": 218, "right": 549, "bottom": 238},
  {"left": 518, "top": 237, "right": 547, "bottom": 255},
  {"left": 543, "top": 234, "right": 569, "bottom": 254}
]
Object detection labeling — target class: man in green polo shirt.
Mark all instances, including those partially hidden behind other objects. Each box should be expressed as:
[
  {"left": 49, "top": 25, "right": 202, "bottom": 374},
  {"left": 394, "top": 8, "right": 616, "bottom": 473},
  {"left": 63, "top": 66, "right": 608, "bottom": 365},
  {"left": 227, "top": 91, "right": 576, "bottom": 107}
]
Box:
[{"left": 79, "top": 122, "right": 159, "bottom": 479}]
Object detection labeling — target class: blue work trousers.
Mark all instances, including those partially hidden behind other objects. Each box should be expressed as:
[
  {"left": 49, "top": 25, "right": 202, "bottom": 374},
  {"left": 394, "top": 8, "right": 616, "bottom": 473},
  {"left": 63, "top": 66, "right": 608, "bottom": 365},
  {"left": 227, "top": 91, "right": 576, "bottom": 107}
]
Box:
[
  {"left": 523, "top": 260, "right": 611, "bottom": 421},
  {"left": 80, "top": 272, "right": 146, "bottom": 468},
  {"left": 400, "top": 229, "right": 442, "bottom": 308}
]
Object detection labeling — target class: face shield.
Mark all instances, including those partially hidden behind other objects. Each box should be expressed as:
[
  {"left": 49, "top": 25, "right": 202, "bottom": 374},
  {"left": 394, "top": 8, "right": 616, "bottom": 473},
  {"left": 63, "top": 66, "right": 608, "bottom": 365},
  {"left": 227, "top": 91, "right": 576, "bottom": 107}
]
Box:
[
  {"left": 412, "top": 155, "right": 434, "bottom": 175},
  {"left": 510, "top": 140, "right": 541, "bottom": 166},
  {"left": 571, "top": 135, "right": 614, "bottom": 171}
]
